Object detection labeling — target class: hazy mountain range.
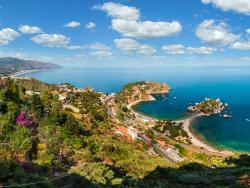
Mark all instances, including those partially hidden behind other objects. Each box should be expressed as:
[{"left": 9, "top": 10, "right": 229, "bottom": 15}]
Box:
[{"left": 0, "top": 57, "right": 61, "bottom": 76}]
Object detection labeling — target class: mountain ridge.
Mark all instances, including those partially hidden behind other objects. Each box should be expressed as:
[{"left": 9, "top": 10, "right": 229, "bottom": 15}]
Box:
[{"left": 0, "top": 57, "right": 61, "bottom": 76}]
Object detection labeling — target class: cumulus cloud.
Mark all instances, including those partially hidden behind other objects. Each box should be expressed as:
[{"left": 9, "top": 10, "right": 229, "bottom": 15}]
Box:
[
  {"left": 195, "top": 19, "right": 239, "bottom": 45},
  {"left": 88, "top": 43, "right": 111, "bottom": 51},
  {"left": 67, "top": 45, "right": 83, "bottom": 50},
  {"left": 112, "top": 19, "right": 182, "bottom": 39},
  {"left": 19, "top": 25, "right": 43, "bottom": 34},
  {"left": 114, "top": 38, "right": 156, "bottom": 56},
  {"left": 201, "top": 0, "right": 250, "bottom": 15},
  {"left": 86, "top": 43, "right": 113, "bottom": 58},
  {"left": 161, "top": 44, "right": 186, "bottom": 55},
  {"left": 93, "top": 2, "right": 140, "bottom": 21},
  {"left": 89, "top": 50, "right": 113, "bottom": 58},
  {"left": 246, "top": 29, "right": 250, "bottom": 35},
  {"left": 186, "top": 46, "right": 217, "bottom": 55},
  {"left": 31, "top": 34, "right": 70, "bottom": 47},
  {"left": 0, "top": 28, "right": 20, "bottom": 45},
  {"left": 94, "top": 2, "right": 182, "bottom": 38},
  {"left": 85, "top": 22, "right": 96, "bottom": 29},
  {"left": 231, "top": 41, "right": 250, "bottom": 50},
  {"left": 230, "top": 29, "right": 250, "bottom": 50},
  {"left": 64, "top": 21, "right": 81, "bottom": 28},
  {"left": 162, "top": 44, "right": 216, "bottom": 55}
]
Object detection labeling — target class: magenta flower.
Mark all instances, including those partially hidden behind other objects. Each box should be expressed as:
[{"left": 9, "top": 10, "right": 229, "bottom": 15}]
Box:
[{"left": 16, "top": 112, "right": 35, "bottom": 127}]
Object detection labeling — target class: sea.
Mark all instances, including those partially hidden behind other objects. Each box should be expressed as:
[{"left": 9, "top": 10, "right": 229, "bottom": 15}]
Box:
[{"left": 19, "top": 66, "right": 250, "bottom": 152}]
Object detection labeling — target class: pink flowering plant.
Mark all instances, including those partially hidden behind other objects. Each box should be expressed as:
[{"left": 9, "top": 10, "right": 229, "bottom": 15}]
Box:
[{"left": 16, "top": 112, "right": 35, "bottom": 127}]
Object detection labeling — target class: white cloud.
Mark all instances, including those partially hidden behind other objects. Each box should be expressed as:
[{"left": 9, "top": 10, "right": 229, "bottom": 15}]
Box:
[
  {"left": 201, "top": 0, "right": 250, "bottom": 15},
  {"left": 93, "top": 2, "right": 140, "bottom": 21},
  {"left": 246, "top": 29, "right": 250, "bottom": 35},
  {"left": 19, "top": 25, "right": 43, "bottom": 34},
  {"left": 31, "top": 34, "right": 70, "bottom": 47},
  {"left": 162, "top": 44, "right": 216, "bottom": 55},
  {"left": 88, "top": 43, "right": 111, "bottom": 51},
  {"left": 87, "top": 43, "right": 113, "bottom": 58},
  {"left": 138, "top": 45, "right": 157, "bottom": 56},
  {"left": 186, "top": 46, "right": 217, "bottom": 55},
  {"left": 230, "top": 29, "right": 250, "bottom": 50},
  {"left": 85, "top": 22, "right": 96, "bottom": 29},
  {"left": 114, "top": 38, "right": 156, "bottom": 56},
  {"left": 89, "top": 50, "right": 113, "bottom": 58},
  {"left": 0, "top": 28, "right": 20, "bottom": 45},
  {"left": 64, "top": 21, "right": 81, "bottom": 28},
  {"left": 95, "top": 2, "right": 182, "bottom": 39},
  {"left": 112, "top": 19, "right": 182, "bottom": 39},
  {"left": 196, "top": 19, "right": 239, "bottom": 45},
  {"left": 67, "top": 45, "right": 83, "bottom": 50},
  {"left": 231, "top": 41, "right": 250, "bottom": 50},
  {"left": 161, "top": 44, "right": 186, "bottom": 55}
]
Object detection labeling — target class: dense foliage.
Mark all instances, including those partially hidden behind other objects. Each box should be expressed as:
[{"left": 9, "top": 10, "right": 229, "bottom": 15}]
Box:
[{"left": 0, "top": 78, "right": 249, "bottom": 187}]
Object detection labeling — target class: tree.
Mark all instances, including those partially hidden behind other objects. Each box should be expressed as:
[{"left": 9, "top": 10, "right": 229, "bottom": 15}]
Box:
[
  {"left": 9, "top": 126, "right": 31, "bottom": 158},
  {"left": 29, "top": 94, "right": 44, "bottom": 119},
  {"left": 40, "top": 90, "right": 54, "bottom": 110}
]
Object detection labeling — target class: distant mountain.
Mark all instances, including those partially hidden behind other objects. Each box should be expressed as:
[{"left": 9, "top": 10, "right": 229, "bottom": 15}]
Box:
[{"left": 0, "top": 57, "right": 61, "bottom": 76}]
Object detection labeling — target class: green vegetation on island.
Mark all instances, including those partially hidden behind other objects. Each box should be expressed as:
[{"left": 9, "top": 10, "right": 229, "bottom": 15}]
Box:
[{"left": 188, "top": 98, "right": 226, "bottom": 115}]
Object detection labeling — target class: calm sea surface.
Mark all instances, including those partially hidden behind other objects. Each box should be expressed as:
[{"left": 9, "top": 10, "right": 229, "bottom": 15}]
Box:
[{"left": 20, "top": 67, "right": 250, "bottom": 152}]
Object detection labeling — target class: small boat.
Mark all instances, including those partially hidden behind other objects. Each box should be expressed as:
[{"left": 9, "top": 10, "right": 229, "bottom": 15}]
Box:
[
  {"left": 173, "top": 96, "right": 177, "bottom": 99},
  {"left": 246, "top": 119, "right": 250, "bottom": 122},
  {"left": 223, "top": 114, "right": 232, "bottom": 118}
]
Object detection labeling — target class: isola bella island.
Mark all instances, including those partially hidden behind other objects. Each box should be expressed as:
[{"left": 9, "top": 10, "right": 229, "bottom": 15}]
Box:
[{"left": 0, "top": 0, "right": 250, "bottom": 187}]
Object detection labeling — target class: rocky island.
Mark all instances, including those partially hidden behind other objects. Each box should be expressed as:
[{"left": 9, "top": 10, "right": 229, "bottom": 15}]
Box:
[{"left": 187, "top": 98, "right": 226, "bottom": 116}]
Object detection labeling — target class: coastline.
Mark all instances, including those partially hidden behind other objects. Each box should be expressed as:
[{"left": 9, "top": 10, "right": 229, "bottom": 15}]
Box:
[
  {"left": 180, "top": 114, "right": 222, "bottom": 152},
  {"left": 128, "top": 97, "right": 158, "bottom": 122},
  {"left": 10, "top": 69, "right": 39, "bottom": 77},
  {"left": 128, "top": 96, "right": 233, "bottom": 156}
]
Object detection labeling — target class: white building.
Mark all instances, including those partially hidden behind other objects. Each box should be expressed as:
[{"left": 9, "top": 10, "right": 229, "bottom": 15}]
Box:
[
  {"left": 25, "top": 91, "right": 40, "bottom": 95},
  {"left": 128, "top": 126, "right": 138, "bottom": 140}
]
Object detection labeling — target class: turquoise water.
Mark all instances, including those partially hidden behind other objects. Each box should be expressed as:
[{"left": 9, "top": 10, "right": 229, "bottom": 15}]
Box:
[{"left": 21, "top": 67, "right": 250, "bottom": 152}]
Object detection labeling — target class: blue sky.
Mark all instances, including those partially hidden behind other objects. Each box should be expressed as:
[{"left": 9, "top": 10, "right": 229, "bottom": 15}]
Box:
[{"left": 0, "top": 0, "right": 250, "bottom": 67}]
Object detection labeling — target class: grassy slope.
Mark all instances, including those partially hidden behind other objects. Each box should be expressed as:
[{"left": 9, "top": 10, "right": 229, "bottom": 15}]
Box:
[{"left": 0, "top": 79, "right": 249, "bottom": 187}]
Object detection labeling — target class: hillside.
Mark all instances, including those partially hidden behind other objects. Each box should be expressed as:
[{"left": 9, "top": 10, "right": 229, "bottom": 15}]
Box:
[
  {"left": 0, "top": 78, "right": 249, "bottom": 187},
  {"left": 0, "top": 57, "right": 61, "bottom": 76}
]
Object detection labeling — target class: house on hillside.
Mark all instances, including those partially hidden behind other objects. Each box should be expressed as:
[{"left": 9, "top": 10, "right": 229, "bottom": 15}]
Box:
[
  {"left": 25, "top": 91, "right": 40, "bottom": 95},
  {"left": 128, "top": 126, "right": 138, "bottom": 140}
]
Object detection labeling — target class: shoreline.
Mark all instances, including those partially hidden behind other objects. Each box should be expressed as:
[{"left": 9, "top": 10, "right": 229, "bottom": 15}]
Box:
[
  {"left": 128, "top": 96, "right": 233, "bottom": 155},
  {"left": 127, "top": 94, "right": 163, "bottom": 122},
  {"left": 10, "top": 69, "right": 39, "bottom": 77},
  {"left": 180, "top": 114, "right": 229, "bottom": 154}
]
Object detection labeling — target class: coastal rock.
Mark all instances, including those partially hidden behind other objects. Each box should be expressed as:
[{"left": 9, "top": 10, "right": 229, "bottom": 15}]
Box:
[
  {"left": 187, "top": 98, "right": 226, "bottom": 116},
  {"left": 116, "top": 81, "right": 170, "bottom": 107}
]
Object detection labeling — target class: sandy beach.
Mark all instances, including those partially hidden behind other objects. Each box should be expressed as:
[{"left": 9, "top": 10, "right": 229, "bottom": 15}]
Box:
[
  {"left": 129, "top": 99, "right": 232, "bottom": 155},
  {"left": 180, "top": 114, "right": 218, "bottom": 152},
  {"left": 177, "top": 114, "right": 233, "bottom": 155},
  {"left": 10, "top": 69, "right": 38, "bottom": 77}
]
